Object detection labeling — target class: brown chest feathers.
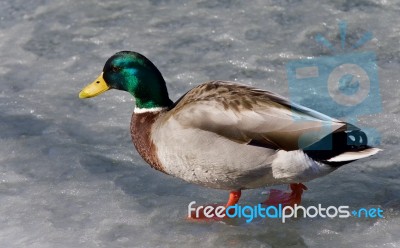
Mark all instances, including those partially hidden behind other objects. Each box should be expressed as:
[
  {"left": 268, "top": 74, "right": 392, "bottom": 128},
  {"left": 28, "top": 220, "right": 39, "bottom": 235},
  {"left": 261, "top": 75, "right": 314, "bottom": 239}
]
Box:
[{"left": 130, "top": 111, "right": 166, "bottom": 173}]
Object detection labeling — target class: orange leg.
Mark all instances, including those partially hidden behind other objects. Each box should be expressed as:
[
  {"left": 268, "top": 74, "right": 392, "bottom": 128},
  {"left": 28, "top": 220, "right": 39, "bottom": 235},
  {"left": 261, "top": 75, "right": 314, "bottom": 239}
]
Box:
[
  {"left": 226, "top": 190, "right": 241, "bottom": 207},
  {"left": 262, "top": 183, "right": 307, "bottom": 207},
  {"left": 188, "top": 190, "right": 241, "bottom": 221}
]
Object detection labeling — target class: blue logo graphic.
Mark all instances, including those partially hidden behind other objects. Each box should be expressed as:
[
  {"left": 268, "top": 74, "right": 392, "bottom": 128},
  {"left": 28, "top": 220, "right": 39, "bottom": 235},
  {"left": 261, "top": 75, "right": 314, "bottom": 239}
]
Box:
[
  {"left": 187, "top": 201, "right": 384, "bottom": 223},
  {"left": 286, "top": 21, "right": 381, "bottom": 147},
  {"left": 351, "top": 208, "right": 384, "bottom": 218}
]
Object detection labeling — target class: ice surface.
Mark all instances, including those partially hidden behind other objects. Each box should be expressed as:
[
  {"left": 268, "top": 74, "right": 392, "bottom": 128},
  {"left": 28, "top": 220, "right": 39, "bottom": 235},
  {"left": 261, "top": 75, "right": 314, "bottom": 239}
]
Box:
[{"left": 1, "top": 0, "right": 400, "bottom": 247}]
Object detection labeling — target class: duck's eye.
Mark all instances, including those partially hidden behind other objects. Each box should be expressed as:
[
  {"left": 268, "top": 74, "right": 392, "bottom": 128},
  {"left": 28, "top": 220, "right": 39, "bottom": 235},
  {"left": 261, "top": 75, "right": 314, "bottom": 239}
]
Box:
[{"left": 111, "top": 66, "right": 121, "bottom": 72}]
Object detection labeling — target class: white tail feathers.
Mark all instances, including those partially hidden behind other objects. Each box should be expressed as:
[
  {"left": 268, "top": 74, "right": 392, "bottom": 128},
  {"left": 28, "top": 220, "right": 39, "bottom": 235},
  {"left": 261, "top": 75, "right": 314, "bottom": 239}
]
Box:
[{"left": 327, "top": 148, "right": 382, "bottom": 162}]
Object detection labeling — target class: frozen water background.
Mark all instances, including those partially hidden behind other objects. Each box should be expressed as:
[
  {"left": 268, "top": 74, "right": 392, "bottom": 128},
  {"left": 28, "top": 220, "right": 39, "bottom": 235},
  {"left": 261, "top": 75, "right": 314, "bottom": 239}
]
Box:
[{"left": 1, "top": 0, "right": 400, "bottom": 247}]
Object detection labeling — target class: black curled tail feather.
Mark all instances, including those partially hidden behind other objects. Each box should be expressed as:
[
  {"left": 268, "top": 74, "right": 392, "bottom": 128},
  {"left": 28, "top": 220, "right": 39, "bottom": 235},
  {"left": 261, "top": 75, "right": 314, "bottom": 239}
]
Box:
[{"left": 303, "top": 129, "right": 371, "bottom": 167}]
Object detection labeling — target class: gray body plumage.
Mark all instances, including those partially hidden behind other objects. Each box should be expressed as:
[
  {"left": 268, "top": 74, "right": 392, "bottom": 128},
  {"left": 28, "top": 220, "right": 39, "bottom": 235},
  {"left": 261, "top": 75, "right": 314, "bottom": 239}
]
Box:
[{"left": 146, "top": 81, "right": 379, "bottom": 190}]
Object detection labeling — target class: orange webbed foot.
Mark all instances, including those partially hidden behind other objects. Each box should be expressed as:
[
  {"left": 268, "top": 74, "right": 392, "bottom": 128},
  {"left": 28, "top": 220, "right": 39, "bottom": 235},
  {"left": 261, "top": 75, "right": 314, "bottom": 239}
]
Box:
[{"left": 262, "top": 183, "right": 307, "bottom": 207}]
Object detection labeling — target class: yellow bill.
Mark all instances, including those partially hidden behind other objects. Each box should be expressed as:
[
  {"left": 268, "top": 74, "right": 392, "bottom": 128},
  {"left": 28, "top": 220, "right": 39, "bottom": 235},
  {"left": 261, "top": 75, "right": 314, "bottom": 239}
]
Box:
[{"left": 79, "top": 73, "right": 110, "bottom": 98}]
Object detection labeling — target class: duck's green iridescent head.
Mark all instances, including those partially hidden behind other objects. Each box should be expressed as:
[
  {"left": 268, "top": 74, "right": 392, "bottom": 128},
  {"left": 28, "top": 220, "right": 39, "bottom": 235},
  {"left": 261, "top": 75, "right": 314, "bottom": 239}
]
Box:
[{"left": 79, "top": 51, "right": 173, "bottom": 109}]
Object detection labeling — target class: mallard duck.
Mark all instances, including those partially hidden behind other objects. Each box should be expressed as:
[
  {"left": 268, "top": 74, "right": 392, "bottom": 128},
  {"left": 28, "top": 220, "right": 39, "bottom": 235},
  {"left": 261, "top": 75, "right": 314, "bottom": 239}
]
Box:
[{"left": 79, "top": 51, "right": 380, "bottom": 219}]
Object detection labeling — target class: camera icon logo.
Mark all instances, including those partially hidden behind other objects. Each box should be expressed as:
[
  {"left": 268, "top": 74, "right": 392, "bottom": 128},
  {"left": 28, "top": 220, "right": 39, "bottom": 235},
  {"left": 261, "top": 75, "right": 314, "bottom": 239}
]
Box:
[
  {"left": 286, "top": 21, "right": 381, "bottom": 147},
  {"left": 287, "top": 52, "right": 380, "bottom": 117}
]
